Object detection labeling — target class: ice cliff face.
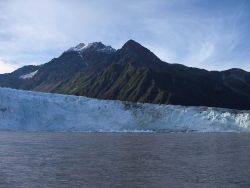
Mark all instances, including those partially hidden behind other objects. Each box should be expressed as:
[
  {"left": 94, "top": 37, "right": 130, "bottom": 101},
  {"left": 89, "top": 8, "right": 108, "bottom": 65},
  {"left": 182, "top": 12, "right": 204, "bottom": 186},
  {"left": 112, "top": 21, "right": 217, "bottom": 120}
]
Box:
[{"left": 0, "top": 87, "right": 249, "bottom": 132}]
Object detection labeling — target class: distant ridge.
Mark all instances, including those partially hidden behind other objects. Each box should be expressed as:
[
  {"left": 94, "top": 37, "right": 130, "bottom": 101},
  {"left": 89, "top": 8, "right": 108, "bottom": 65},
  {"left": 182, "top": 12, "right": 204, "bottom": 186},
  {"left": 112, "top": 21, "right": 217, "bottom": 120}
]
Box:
[{"left": 0, "top": 40, "right": 250, "bottom": 110}]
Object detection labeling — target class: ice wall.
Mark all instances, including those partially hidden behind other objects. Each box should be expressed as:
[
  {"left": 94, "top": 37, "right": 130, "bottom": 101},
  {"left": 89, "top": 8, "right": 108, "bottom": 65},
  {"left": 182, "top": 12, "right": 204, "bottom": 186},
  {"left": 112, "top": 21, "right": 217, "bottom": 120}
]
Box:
[{"left": 0, "top": 88, "right": 249, "bottom": 132}]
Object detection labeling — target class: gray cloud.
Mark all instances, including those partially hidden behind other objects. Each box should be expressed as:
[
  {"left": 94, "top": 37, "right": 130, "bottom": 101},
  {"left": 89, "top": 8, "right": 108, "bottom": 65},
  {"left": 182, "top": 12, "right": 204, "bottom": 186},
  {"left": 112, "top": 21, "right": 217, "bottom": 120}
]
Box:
[
  {"left": 0, "top": 58, "right": 18, "bottom": 73},
  {"left": 0, "top": 0, "right": 249, "bottom": 73}
]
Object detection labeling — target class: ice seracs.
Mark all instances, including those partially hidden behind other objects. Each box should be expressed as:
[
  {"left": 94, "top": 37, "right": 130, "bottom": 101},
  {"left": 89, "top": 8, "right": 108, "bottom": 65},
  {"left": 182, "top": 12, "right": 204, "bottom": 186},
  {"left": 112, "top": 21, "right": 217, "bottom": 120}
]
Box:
[
  {"left": 0, "top": 87, "right": 250, "bottom": 132},
  {"left": 20, "top": 70, "right": 38, "bottom": 79}
]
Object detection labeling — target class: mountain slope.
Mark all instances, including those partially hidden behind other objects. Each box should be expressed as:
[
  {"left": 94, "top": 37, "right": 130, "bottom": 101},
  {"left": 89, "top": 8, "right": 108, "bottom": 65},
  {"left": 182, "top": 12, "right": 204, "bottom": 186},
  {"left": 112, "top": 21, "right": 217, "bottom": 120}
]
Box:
[{"left": 1, "top": 40, "right": 250, "bottom": 110}]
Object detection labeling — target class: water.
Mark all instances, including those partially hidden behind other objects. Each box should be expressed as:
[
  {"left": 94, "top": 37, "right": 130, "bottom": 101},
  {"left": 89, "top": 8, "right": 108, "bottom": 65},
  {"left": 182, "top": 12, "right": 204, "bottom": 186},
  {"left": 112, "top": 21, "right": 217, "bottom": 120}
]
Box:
[{"left": 0, "top": 133, "right": 250, "bottom": 188}]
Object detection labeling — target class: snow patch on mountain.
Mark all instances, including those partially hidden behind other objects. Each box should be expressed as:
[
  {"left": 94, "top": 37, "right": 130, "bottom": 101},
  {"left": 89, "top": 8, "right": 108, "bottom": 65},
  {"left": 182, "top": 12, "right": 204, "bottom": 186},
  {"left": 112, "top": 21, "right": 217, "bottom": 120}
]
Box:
[
  {"left": 68, "top": 42, "right": 116, "bottom": 54},
  {"left": 20, "top": 70, "right": 38, "bottom": 79},
  {"left": 0, "top": 87, "right": 250, "bottom": 132},
  {"left": 71, "top": 43, "right": 86, "bottom": 51}
]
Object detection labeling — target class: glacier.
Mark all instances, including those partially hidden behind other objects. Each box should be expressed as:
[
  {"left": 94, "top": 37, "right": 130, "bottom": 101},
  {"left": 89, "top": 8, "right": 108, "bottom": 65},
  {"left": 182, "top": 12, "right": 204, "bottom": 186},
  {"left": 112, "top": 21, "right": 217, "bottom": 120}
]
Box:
[{"left": 0, "top": 87, "right": 250, "bottom": 132}]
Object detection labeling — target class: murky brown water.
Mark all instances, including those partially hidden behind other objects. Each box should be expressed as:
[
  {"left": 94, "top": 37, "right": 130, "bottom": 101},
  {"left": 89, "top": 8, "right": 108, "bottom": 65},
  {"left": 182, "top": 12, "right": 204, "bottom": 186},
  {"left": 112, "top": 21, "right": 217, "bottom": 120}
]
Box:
[{"left": 0, "top": 132, "right": 250, "bottom": 188}]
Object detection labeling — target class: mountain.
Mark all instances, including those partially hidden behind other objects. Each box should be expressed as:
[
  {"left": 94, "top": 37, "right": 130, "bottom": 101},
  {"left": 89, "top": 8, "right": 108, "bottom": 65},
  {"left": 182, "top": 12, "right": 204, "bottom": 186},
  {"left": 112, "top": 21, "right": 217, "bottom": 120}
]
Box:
[
  {"left": 0, "top": 87, "right": 249, "bottom": 132},
  {"left": 1, "top": 40, "right": 250, "bottom": 110}
]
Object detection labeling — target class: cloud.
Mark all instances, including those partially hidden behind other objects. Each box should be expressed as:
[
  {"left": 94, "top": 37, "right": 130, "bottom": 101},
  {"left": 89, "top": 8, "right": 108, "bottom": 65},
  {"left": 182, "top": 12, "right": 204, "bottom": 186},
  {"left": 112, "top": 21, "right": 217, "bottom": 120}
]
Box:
[
  {"left": 0, "top": 0, "right": 249, "bottom": 73},
  {"left": 0, "top": 58, "right": 19, "bottom": 74}
]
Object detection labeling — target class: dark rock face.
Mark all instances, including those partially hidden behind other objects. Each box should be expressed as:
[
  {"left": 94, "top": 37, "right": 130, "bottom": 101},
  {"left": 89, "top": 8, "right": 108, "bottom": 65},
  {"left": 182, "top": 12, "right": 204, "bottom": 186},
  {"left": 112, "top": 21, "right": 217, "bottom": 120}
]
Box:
[{"left": 1, "top": 40, "right": 250, "bottom": 110}]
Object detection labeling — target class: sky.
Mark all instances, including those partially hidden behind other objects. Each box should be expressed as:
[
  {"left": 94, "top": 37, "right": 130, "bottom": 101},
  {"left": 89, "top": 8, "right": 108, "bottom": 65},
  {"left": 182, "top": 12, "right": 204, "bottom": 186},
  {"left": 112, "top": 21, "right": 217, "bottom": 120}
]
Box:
[{"left": 0, "top": 0, "right": 249, "bottom": 73}]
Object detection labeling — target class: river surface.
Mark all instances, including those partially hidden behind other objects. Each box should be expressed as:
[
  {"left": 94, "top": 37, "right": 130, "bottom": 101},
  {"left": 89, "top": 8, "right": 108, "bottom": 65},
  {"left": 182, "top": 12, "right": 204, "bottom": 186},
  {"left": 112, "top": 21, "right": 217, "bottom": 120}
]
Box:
[{"left": 0, "top": 132, "right": 250, "bottom": 188}]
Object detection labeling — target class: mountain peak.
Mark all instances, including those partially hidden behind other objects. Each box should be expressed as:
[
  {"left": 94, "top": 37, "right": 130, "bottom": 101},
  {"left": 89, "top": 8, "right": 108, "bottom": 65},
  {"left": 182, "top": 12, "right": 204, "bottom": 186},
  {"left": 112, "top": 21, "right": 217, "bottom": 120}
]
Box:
[
  {"left": 68, "top": 42, "right": 116, "bottom": 54},
  {"left": 122, "top": 39, "right": 143, "bottom": 50},
  {"left": 121, "top": 39, "right": 156, "bottom": 56},
  {"left": 120, "top": 39, "right": 161, "bottom": 64},
  {"left": 71, "top": 43, "right": 86, "bottom": 51}
]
